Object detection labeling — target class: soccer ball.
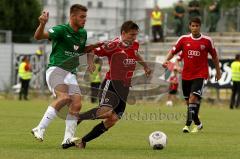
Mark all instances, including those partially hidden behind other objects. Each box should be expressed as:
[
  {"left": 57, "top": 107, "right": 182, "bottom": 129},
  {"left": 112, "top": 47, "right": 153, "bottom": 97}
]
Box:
[
  {"left": 166, "top": 100, "right": 173, "bottom": 107},
  {"left": 149, "top": 131, "right": 167, "bottom": 150}
]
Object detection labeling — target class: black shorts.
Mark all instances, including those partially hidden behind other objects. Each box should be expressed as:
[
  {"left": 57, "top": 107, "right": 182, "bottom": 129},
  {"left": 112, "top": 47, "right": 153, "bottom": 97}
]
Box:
[
  {"left": 169, "top": 90, "right": 178, "bottom": 95},
  {"left": 182, "top": 78, "right": 205, "bottom": 100},
  {"left": 99, "top": 79, "right": 129, "bottom": 118}
]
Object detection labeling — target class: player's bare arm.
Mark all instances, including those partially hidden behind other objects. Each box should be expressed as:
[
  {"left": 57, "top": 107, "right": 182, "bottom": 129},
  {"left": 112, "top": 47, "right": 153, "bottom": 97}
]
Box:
[
  {"left": 87, "top": 53, "right": 95, "bottom": 73},
  {"left": 162, "top": 52, "right": 174, "bottom": 68},
  {"left": 136, "top": 53, "right": 152, "bottom": 77},
  {"left": 84, "top": 42, "right": 105, "bottom": 53},
  {"left": 34, "top": 11, "right": 49, "bottom": 40},
  {"left": 212, "top": 55, "right": 222, "bottom": 81}
]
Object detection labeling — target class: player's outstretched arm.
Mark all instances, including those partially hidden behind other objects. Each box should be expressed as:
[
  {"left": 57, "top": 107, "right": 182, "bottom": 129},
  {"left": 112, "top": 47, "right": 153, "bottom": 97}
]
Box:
[
  {"left": 87, "top": 53, "right": 95, "bottom": 73},
  {"left": 84, "top": 42, "right": 105, "bottom": 53},
  {"left": 34, "top": 11, "right": 49, "bottom": 40}
]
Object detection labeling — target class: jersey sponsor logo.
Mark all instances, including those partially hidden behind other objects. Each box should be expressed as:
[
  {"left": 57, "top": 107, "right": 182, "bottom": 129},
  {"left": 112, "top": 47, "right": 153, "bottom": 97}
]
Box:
[
  {"left": 65, "top": 51, "right": 82, "bottom": 57},
  {"left": 49, "top": 28, "right": 54, "bottom": 33},
  {"left": 188, "top": 50, "right": 200, "bottom": 56},
  {"left": 200, "top": 45, "right": 205, "bottom": 50},
  {"left": 73, "top": 45, "right": 79, "bottom": 51},
  {"left": 123, "top": 58, "right": 136, "bottom": 65}
]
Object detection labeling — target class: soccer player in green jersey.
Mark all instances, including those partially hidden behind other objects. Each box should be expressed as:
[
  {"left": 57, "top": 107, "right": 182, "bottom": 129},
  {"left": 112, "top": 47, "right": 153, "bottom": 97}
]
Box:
[{"left": 31, "top": 4, "right": 97, "bottom": 149}]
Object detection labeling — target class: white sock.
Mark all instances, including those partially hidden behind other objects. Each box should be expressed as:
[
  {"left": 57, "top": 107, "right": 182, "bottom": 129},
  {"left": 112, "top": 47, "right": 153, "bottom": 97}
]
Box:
[
  {"left": 197, "top": 123, "right": 203, "bottom": 129},
  {"left": 37, "top": 106, "right": 57, "bottom": 129},
  {"left": 62, "top": 113, "right": 78, "bottom": 144}
]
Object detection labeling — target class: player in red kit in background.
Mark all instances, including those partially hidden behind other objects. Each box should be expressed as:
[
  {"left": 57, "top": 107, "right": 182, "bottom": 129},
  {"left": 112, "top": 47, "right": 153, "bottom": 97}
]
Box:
[{"left": 163, "top": 17, "right": 221, "bottom": 133}]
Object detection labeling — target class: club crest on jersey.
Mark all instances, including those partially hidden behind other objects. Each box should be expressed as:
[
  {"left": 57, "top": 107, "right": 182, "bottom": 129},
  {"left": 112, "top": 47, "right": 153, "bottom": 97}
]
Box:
[
  {"left": 49, "top": 28, "right": 54, "bottom": 33},
  {"left": 134, "top": 50, "right": 138, "bottom": 56},
  {"left": 73, "top": 45, "right": 79, "bottom": 51},
  {"left": 200, "top": 45, "right": 205, "bottom": 50}
]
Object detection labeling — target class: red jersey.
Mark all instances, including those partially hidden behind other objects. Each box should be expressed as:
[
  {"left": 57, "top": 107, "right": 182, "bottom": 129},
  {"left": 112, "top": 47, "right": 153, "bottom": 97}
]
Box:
[
  {"left": 169, "top": 76, "right": 178, "bottom": 90},
  {"left": 93, "top": 37, "right": 140, "bottom": 86},
  {"left": 170, "top": 33, "right": 217, "bottom": 80}
]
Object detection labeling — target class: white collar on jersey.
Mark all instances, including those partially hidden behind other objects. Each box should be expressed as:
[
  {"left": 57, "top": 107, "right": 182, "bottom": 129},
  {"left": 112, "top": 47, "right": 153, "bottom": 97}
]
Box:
[{"left": 190, "top": 33, "right": 202, "bottom": 40}]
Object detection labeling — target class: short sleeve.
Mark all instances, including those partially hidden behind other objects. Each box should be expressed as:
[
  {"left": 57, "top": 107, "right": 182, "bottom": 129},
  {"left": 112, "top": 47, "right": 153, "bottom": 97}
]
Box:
[
  {"left": 48, "top": 25, "right": 64, "bottom": 40},
  {"left": 208, "top": 38, "right": 217, "bottom": 58},
  {"left": 177, "top": 51, "right": 183, "bottom": 61},
  {"left": 94, "top": 40, "right": 119, "bottom": 57},
  {"left": 93, "top": 45, "right": 109, "bottom": 57},
  {"left": 170, "top": 37, "right": 183, "bottom": 55}
]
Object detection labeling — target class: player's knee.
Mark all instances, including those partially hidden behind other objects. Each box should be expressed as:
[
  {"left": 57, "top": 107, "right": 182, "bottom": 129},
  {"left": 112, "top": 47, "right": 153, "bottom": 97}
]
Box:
[
  {"left": 59, "top": 94, "right": 71, "bottom": 104},
  {"left": 102, "top": 110, "right": 113, "bottom": 118},
  {"left": 104, "top": 120, "right": 117, "bottom": 128},
  {"left": 99, "top": 106, "right": 114, "bottom": 118},
  {"left": 189, "top": 94, "right": 199, "bottom": 103},
  {"left": 108, "top": 114, "right": 119, "bottom": 126},
  {"left": 71, "top": 103, "right": 82, "bottom": 112},
  {"left": 111, "top": 115, "right": 119, "bottom": 123}
]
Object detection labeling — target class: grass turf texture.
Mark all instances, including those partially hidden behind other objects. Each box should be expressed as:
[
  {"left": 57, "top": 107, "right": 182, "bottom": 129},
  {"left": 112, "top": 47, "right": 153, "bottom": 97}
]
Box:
[{"left": 0, "top": 98, "right": 239, "bottom": 159}]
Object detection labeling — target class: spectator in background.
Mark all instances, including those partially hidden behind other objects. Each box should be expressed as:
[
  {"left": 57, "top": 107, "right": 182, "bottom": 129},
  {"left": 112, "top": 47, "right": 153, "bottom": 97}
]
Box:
[
  {"left": 188, "top": 0, "right": 201, "bottom": 19},
  {"left": 166, "top": 68, "right": 179, "bottom": 107},
  {"left": 18, "top": 56, "right": 32, "bottom": 100},
  {"left": 151, "top": 5, "right": 164, "bottom": 42},
  {"left": 208, "top": 0, "right": 220, "bottom": 32},
  {"left": 230, "top": 54, "right": 240, "bottom": 109},
  {"left": 174, "top": 0, "right": 185, "bottom": 36},
  {"left": 36, "top": 45, "right": 44, "bottom": 56},
  {"left": 90, "top": 57, "right": 102, "bottom": 103}
]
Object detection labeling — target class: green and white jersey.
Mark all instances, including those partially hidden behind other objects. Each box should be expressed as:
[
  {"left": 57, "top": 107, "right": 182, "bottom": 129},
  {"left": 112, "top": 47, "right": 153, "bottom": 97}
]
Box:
[{"left": 48, "top": 23, "right": 87, "bottom": 73}]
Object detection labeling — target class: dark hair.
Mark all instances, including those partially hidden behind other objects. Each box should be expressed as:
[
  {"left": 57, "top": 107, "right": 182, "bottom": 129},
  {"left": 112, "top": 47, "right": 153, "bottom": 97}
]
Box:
[
  {"left": 94, "top": 57, "right": 102, "bottom": 64},
  {"left": 120, "top": 20, "right": 139, "bottom": 34},
  {"left": 22, "top": 56, "right": 29, "bottom": 62},
  {"left": 235, "top": 54, "right": 240, "bottom": 60},
  {"left": 70, "top": 4, "right": 87, "bottom": 14},
  {"left": 189, "top": 17, "right": 201, "bottom": 25}
]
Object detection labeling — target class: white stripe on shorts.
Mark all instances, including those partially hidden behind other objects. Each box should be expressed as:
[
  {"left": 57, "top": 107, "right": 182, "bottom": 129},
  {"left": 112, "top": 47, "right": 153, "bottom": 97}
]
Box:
[
  {"left": 193, "top": 80, "right": 205, "bottom": 96},
  {"left": 100, "top": 80, "right": 111, "bottom": 105}
]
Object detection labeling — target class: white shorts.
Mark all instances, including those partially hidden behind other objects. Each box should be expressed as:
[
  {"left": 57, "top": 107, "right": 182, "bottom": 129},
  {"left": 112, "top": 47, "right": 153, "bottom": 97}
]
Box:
[{"left": 46, "top": 66, "right": 81, "bottom": 96}]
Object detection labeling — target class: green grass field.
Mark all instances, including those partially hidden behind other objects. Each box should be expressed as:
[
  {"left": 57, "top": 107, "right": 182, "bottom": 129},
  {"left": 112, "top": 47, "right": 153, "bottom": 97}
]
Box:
[{"left": 0, "top": 98, "right": 240, "bottom": 159}]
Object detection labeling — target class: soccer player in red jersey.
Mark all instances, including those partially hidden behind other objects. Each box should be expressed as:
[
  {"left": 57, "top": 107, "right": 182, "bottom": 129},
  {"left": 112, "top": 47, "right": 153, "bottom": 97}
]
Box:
[
  {"left": 73, "top": 21, "right": 151, "bottom": 148},
  {"left": 163, "top": 17, "right": 221, "bottom": 133}
]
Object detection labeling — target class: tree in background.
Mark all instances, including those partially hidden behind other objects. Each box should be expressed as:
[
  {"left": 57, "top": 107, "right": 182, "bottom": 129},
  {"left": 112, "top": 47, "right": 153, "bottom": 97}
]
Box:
[
  {"left": 197, "top": 0, "right": 240, "bottom": 32},
  {"left": 198, "top": 0, "right": 239, "bottom": 9},
  {"left": 0, "top": 0, "right": 41, "bottom": 43}
]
